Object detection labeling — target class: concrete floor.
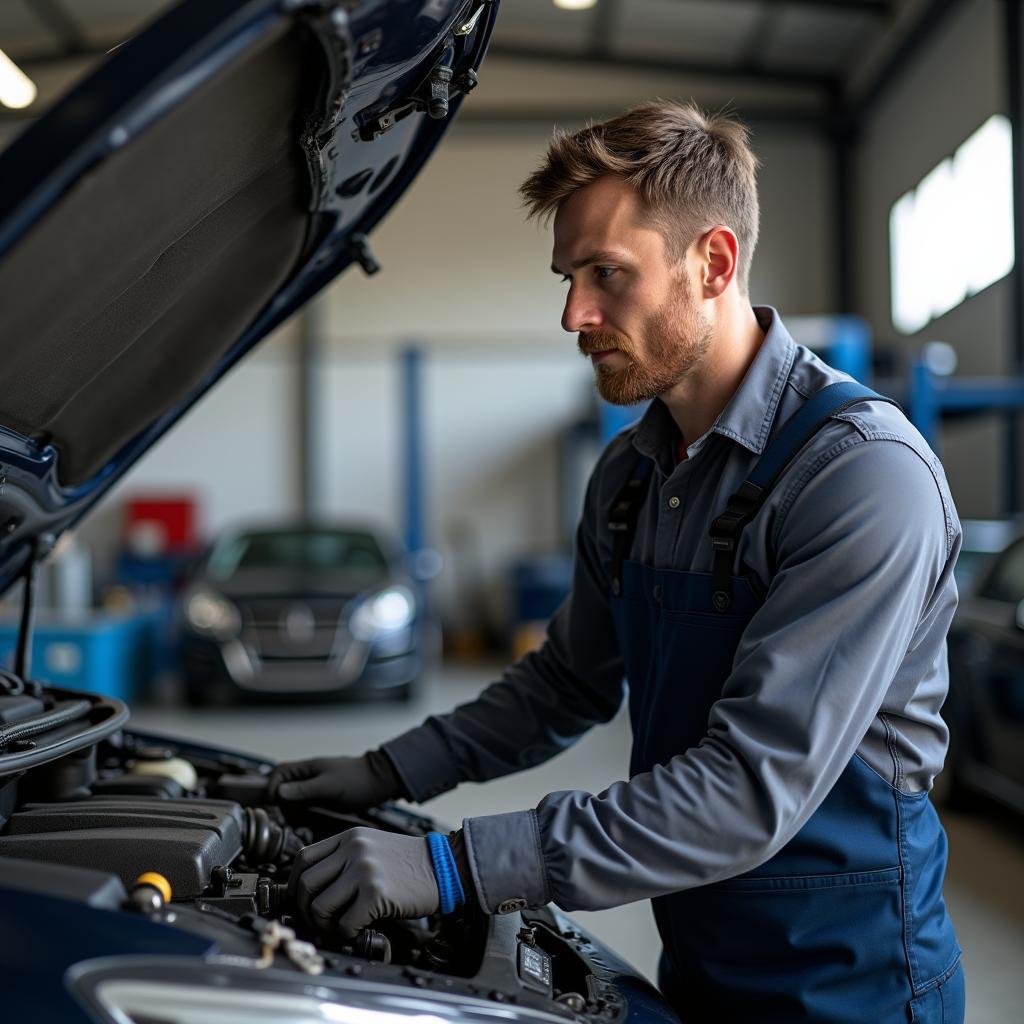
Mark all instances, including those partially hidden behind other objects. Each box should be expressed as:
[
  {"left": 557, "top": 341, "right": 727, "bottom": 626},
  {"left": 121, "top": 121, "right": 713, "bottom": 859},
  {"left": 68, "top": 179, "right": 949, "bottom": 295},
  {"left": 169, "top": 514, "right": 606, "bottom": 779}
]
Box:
[{"left": 131, "top": 662, "right": 1024, "bottom": 1023}]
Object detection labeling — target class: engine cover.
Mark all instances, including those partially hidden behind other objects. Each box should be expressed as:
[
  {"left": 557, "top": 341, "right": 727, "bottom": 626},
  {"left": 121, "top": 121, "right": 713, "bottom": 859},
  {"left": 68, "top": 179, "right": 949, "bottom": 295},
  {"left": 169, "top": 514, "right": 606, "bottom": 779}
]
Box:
[{"left": 0, "top": 797, "right": 244, "bottom": 897}]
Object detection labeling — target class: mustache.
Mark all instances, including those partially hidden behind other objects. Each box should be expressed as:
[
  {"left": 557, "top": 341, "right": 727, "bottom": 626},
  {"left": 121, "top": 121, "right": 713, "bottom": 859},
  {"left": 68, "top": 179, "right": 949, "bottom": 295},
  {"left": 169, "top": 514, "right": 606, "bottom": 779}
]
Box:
[{"left": 578, "top": 332, "right": 631, "bottom": 356}]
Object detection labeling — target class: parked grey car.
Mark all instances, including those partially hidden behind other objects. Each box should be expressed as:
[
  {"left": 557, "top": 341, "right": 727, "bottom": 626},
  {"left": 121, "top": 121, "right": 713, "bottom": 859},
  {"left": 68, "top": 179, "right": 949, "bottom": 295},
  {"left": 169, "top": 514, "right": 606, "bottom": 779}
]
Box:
[
  {"left": 180, "top": 523, "right": 425, "bottom": 703},
  {"left": 938, "top": 521, "right": 1024, "bottom": 813}
]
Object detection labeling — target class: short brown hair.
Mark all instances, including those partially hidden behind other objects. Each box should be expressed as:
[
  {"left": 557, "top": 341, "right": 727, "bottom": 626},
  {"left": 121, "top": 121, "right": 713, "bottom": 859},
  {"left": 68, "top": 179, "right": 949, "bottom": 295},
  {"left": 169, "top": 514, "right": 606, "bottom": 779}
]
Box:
[{"left": 519, "top": 100, "right": 760, "bottom": 294}]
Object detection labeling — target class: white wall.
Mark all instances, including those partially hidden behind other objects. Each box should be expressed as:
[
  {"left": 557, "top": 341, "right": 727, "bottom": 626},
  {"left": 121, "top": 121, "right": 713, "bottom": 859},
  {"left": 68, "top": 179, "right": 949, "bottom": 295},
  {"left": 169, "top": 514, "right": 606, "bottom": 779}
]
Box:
[
  {"left": 854, "top": 0, "right": 1007, "bottom": 516},
  {"left": 74, "top": 327, "right": 302, "bottom": 573}
]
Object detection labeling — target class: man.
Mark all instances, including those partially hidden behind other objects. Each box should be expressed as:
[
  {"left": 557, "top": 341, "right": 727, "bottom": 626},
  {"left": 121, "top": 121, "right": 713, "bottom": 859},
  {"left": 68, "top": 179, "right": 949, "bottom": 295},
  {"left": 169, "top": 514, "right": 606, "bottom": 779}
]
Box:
[{"left": 269, "top": 101, "right": 965, "bottom": 1023}]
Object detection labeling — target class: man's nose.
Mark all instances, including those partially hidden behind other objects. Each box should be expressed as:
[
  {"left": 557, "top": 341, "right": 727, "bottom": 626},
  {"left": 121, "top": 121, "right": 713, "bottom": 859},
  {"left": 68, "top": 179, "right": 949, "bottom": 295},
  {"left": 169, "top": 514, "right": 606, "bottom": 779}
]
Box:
[{"left": 561, "top": 285, "right": 602, "bottom": 333}]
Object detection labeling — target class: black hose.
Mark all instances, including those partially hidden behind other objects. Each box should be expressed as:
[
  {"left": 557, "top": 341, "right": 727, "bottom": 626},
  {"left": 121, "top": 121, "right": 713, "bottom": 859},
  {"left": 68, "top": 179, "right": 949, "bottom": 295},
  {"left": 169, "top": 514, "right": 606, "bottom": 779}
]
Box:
[
  {"left": 0, "top": 699, "right": 91, "bottom": 750},
  {"left": 0, "top": 668, "right": 41, "bottom": 698}
]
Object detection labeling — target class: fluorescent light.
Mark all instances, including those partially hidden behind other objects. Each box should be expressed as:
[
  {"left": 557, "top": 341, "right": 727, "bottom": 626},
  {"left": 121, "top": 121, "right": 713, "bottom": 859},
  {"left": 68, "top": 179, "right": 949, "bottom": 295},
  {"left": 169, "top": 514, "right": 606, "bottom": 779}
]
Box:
[
  {"left": 0, "top": 48, "right": 36, "bottom": 109},
  {"left": 554, "top": 0, "right": 599, "bottom": 10}
]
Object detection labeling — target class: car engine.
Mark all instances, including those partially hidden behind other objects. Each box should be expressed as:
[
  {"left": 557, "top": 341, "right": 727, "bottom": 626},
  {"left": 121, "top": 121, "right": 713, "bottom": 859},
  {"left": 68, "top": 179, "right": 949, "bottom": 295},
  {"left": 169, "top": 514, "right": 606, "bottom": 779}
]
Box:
[{"left": 0, "top": 709, "right": 639, "bottom": 1024}]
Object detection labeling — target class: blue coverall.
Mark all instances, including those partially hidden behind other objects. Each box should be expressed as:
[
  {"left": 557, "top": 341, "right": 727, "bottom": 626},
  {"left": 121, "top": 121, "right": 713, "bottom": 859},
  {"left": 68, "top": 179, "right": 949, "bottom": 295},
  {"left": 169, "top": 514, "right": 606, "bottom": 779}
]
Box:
[{"left": 386, "top": 307, "right": 965, "bottom": 1022}]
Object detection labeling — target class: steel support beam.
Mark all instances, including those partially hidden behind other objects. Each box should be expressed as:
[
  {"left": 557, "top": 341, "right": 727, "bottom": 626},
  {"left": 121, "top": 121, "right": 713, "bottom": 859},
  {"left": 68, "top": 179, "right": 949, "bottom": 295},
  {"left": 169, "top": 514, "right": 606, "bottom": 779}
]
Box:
[
  {"left": 402, "top": 347, "right": 426, "bottom": 556},
  {"left": 453, "top": 105, "right": 832, "bottom": 134},
  {"left": 736, "top": 4, "right": 779, "bottom": 72},
  {"left": 848, "top": 0, "right": 966, "bottom": 120},
  {"left": 1006, "top": 0, "right": 1024, "bottom": 373},
  {"left": 699, "top": 0, "right": 892, "bottom": 12},
  {"left": 485, "top": 42, "right": 836, "bottom": 91},
  {"left": 588, "top": 0, "right": 620, "bottom": 56},
  {"left": 1004, "top": 0, "right": 1023, "bottom": 512},
  {"left": 829, "top": 90, "right": 857, "bottom": 315},
  {"left": 297, "top": 302, "right": 324, "bottom": 518}
]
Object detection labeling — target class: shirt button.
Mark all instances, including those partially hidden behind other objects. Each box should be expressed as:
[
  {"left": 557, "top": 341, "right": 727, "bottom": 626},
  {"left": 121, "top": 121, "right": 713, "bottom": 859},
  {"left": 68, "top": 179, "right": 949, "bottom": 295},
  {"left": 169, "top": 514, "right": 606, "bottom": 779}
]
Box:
[
  {"left": 496, "top": 898, "right": 527, "bottom": 915},
  {"left": 668, "top": 496, "right": 681, "bottom": 509}
]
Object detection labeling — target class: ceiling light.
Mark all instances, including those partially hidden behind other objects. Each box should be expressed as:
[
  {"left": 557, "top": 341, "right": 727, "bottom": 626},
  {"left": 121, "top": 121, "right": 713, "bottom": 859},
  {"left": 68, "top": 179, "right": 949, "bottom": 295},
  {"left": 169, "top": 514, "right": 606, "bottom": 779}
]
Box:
[
  {"left": 553, "top": 0, "right": 599, "bottom": 10},
  {"left": 0, "top": 48, "right": 36, "bottom": 110}
]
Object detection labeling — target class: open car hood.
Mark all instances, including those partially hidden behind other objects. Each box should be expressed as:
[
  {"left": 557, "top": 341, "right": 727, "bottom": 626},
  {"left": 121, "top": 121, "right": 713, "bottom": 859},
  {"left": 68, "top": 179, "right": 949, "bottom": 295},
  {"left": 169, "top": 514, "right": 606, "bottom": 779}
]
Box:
[{"left": 0, "top": 0, "right": 497, "bottom": 594}]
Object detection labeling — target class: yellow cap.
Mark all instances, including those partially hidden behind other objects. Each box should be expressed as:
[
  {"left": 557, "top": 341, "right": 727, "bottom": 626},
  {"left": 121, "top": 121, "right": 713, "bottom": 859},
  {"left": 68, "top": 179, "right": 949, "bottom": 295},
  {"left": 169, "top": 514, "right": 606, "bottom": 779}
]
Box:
[{"left": 135, "top": 872, "right": 172, "bottom": 904}]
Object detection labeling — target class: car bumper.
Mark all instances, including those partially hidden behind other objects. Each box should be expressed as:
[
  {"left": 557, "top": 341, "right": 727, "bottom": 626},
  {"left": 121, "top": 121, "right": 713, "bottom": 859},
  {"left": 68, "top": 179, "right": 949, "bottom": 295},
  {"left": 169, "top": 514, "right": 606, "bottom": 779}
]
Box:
[{"left": 181, "top": 633, "right": 419, "bottom": 696}]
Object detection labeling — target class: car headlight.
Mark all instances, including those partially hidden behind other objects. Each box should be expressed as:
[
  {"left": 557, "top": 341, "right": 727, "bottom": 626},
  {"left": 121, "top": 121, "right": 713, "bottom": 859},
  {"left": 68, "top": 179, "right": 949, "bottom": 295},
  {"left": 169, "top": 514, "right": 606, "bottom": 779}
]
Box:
[
  {"left": 185, "top": 588, "right": 241, "bottom": 639},
  {"left": 351, "top": 586, "right": 415, "bottom": 641},
  {"left": 91, "top": 981, "right": 455, "bottom": 1024}
]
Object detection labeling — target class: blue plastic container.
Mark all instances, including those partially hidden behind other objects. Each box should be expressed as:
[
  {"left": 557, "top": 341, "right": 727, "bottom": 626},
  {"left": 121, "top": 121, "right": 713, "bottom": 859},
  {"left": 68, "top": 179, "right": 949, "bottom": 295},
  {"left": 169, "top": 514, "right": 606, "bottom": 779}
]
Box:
[
  {"left": 0, "top": 612, "right": 156, "bottom": 701},
  {"left": 511, "top": 555, "right": 574, "bottom": 623}
]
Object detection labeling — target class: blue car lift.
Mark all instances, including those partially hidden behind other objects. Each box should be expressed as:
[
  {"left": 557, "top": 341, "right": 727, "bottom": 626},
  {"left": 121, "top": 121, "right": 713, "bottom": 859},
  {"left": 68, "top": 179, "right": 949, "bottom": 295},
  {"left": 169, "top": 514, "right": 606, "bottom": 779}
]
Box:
[{"left": 907, "top": 363, "right": 1024, "bottom": 453}]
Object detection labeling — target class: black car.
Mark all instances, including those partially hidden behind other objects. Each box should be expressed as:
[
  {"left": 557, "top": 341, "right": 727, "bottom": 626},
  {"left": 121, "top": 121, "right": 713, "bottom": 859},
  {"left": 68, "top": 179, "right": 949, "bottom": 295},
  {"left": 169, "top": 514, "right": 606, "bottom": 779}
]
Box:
[
  {"left": 180, "top": 523, "right": 425, "bottom": 703},
  {"left": 0, "top": 1, "right": 676, "bottom": 1020},
  {"left": 939, "top": 523, "right": 1024, "bottom": 813}
]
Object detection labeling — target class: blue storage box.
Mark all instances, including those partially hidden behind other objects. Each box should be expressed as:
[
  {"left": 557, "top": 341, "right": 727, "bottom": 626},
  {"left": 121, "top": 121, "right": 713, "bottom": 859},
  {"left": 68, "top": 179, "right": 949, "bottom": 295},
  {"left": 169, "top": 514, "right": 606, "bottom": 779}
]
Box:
[
  {"left": 0, "top": 611, "right": 156, "bottom": 701},
  {"left": 510, "top": 555, "right": 574, "bottom": 623}
]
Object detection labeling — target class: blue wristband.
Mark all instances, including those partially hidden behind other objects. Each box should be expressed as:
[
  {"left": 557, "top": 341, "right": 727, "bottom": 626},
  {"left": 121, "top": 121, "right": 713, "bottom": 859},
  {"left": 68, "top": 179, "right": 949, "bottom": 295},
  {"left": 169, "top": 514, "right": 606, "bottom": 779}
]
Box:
[{"left": 426, "top": 831, "right": 465, "bottom": 915}]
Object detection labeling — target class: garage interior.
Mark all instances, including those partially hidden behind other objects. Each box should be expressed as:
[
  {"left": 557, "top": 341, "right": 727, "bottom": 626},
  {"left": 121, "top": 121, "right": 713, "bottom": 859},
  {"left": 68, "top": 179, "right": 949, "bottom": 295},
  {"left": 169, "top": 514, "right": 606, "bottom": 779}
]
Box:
[{"left": 1, "top": 1, "right": 1023, "bottom": 1021}]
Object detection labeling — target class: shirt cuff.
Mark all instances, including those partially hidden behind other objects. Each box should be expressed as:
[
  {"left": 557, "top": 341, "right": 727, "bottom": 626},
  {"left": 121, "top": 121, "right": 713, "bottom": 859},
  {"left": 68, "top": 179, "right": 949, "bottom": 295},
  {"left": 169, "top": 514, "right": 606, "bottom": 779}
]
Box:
[
  {"left": 462, "top": 809, "right": 551, "bottom": 914},
  {"left": 381, "top": 718, "right": 464, "bottom": 803}
]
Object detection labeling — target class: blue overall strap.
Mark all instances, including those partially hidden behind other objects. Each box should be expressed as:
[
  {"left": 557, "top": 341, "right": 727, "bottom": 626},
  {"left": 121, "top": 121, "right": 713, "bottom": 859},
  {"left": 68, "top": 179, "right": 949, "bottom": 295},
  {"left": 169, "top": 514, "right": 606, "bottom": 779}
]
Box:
[
  {"left": 708, "top": 381, "right": 899, "bottom": 613},
  {"left": 608, "top": 456, "right": 654, "bottom": 596}
]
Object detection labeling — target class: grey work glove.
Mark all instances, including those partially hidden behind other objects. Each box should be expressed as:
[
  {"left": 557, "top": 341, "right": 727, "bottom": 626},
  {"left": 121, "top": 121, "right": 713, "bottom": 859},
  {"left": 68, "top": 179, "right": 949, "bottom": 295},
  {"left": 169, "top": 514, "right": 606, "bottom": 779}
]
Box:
[
  {"left": 267, "top": 749, "right": 406, "bottom": 809},
  {"left": 289, "top": 827, "right": 440, "bottom": 938}
]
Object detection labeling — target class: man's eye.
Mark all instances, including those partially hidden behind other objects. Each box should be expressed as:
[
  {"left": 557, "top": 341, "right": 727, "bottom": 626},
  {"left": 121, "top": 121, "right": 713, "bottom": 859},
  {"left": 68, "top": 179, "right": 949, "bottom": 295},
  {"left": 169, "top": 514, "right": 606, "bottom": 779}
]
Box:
[{"left": 597, "top": 266, "right": 617, "bottom": 279}]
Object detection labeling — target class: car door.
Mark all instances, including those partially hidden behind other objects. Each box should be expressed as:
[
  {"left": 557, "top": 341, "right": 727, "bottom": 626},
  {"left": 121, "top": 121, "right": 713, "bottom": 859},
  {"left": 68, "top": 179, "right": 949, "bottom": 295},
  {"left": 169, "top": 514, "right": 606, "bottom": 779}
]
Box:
[{"left": 957, "top": 538, "right": 1024, "bottom": 785}]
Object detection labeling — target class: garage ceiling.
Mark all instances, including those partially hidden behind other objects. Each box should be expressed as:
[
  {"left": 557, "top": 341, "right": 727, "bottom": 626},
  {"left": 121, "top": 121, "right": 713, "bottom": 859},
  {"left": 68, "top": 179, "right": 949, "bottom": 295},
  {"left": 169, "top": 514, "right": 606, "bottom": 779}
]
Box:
[
  {"left": 0, "top": 0, "right": 955, "bottom": 128},
  {"left": 498, "top": 0, "right": 882, "bottom": 77}
]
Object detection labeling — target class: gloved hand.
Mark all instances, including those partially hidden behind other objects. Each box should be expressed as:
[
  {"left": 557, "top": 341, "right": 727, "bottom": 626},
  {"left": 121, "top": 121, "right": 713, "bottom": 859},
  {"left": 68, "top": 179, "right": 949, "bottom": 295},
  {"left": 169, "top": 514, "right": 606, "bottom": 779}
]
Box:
[
  {"left": 289, "top": 827, "right": 440, "bottom": 938},
  {"left": 266, "top": 749, "right": 405, "bottom": 810}
]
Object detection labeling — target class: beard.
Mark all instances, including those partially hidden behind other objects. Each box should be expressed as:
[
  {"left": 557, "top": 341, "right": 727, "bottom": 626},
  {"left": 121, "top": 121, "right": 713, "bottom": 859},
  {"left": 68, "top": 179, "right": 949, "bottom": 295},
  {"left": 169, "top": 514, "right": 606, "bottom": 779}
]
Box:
[{"left": 578, "top": 288, "right": 712, "bottom": 406}]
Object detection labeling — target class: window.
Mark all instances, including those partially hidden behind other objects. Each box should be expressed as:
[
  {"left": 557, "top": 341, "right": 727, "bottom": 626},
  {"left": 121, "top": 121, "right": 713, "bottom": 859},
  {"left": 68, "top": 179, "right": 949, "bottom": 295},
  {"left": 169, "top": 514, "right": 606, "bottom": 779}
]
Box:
[{"left": 890, "top": 114, "right": 1015, "bottom": 334}]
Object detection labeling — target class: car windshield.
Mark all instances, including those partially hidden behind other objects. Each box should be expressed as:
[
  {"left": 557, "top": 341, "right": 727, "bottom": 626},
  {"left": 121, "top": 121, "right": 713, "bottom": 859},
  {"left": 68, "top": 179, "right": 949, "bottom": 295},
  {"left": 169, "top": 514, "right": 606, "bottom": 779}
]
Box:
[{"left": 207, "top": 529, "right": 390, "bottom": 580}]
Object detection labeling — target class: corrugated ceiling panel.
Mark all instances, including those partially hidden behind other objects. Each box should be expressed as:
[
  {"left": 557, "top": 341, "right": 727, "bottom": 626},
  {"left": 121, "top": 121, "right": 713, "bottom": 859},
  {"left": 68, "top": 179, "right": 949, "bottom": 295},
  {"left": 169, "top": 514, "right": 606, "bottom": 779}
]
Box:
[
  {"left": 493, "top": 0, "right": 598, "bottom": 52},
  {"left": 613, "top": 0, "right": 765, "bottom": 64},
  {"left": 761, "top": 6, "right": 878, "bottom": 74}
]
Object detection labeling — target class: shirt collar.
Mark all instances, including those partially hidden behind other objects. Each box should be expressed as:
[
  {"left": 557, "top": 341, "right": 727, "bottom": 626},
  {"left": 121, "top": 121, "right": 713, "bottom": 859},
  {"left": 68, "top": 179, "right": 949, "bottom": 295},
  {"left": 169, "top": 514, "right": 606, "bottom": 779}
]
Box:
[{"left": 633, "top": 305, "right": 797, "bottom": 461}]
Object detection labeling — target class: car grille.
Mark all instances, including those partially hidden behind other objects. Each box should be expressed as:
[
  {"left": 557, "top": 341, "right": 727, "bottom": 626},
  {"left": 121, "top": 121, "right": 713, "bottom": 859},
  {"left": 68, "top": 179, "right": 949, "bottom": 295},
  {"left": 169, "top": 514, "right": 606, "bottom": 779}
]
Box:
[{"left": 235, "top": 597, "right": 349, "bottom": 661}]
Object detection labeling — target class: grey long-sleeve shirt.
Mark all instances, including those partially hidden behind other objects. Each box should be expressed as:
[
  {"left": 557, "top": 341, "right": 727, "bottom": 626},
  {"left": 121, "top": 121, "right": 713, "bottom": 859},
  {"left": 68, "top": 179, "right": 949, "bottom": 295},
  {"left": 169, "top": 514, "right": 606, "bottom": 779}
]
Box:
[{"left": 383, "top": 307, "right": 962, "bottom": 916}]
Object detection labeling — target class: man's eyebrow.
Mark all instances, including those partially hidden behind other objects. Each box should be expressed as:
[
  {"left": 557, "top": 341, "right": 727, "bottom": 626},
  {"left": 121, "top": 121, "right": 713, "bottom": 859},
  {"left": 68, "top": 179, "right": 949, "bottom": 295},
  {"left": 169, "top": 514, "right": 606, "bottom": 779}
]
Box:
[{"left": 550, "top": 250, "right": 631, "bottom": 275}]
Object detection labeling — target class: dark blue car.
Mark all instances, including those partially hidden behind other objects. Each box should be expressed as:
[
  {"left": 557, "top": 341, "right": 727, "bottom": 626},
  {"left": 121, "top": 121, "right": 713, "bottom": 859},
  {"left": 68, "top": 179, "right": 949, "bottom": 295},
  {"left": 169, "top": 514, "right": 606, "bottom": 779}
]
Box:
[
  {"left": 940, "top": 522, "right": 1024, "bottom": 813},
  {"left": 180, "top": 522, "right": 426, "bottom": 703},
  {"left": 0, "top": 2, "right": 677, "bottom": 1021}
]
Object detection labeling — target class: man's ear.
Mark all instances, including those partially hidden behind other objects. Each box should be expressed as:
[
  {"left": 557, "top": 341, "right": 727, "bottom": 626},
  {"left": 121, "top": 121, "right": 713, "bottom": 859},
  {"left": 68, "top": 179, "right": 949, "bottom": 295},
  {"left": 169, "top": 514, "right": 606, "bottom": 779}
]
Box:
[{"left": 698, "top": 226, "right": 739, "bottom": 298}]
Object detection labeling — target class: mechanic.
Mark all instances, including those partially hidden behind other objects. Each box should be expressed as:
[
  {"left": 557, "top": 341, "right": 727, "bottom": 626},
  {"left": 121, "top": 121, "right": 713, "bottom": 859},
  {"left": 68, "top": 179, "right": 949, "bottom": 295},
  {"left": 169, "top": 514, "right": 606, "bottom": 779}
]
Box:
[{"left": 269, "top": 101, "right": 965, "bottom": 1023}]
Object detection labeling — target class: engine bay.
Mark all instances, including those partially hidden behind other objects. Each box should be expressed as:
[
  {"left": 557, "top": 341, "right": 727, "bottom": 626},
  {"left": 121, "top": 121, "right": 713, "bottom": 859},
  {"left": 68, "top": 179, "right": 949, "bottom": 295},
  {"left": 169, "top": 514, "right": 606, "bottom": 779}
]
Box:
[{"left": 0, "top": 708, "right": 631, "bottom": 1024}]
